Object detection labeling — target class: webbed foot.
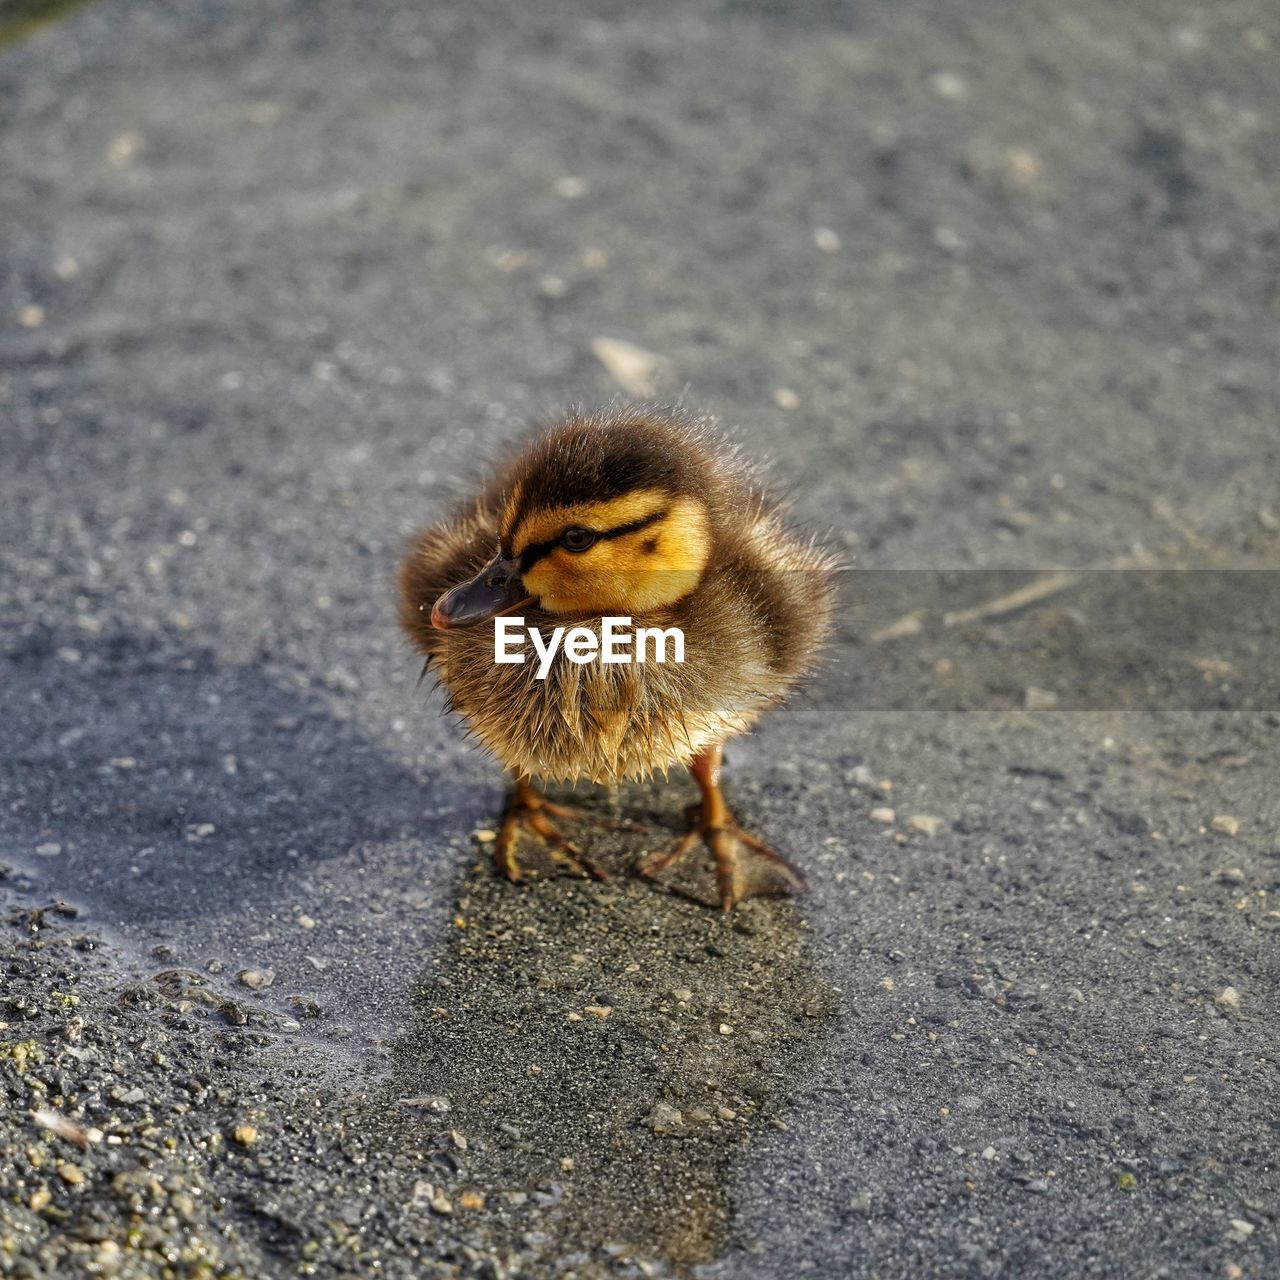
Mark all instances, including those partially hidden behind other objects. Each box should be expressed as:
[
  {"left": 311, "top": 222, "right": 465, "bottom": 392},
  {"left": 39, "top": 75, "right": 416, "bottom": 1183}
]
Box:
[
  {"left": 492, "top": 779, "right": 612, "bottom": 883},
  {"left": 636, "top": 817, "right": 807, "bottom": 911},
  {"left": 634, "top": 745, "right": 808, "bottom": 911}
]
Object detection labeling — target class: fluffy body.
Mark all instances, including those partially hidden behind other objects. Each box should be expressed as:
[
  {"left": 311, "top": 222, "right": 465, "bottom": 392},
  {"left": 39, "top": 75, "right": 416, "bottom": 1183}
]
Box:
[{"left": 397, "top": 407, "right": 837, "bottom": 785}]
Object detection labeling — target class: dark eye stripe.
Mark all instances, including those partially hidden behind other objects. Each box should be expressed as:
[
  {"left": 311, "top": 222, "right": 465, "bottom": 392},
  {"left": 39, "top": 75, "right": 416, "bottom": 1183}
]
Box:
[
  {"left": 598, "top": 509, "right": 666, "bottom": 542},
  {"left": 517, "top": 509, "right": 667, "bottom": 572}
]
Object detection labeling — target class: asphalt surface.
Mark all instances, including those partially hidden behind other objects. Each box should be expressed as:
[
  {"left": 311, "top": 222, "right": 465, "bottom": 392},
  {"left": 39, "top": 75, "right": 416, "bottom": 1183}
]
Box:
[{"left": 2, "top": 1, "right": 1279, "bottom": 1277}]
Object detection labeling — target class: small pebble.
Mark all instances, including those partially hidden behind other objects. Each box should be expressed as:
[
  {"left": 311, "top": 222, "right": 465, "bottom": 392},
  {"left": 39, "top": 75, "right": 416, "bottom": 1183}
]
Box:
[
  {"left": 1211, "top": 815, "right": 1241, "bottom": 837},
  {"left": 934, "top": 225, "right": 963, "bottom": 252},
  {"left": 1216, "top": 986, "right": 1241, "bottom": 1013},
  {"left": 237, "top": 968, "right": 274, "bottom": 990},
  {"left": 672, "top": 988, "right": 693, "bottom": 1003},
  {"left": 398, "top": 1095, "right": 451, "bottom": 1113},
  {"left": 35, "top": 843, "right": 62, "bottom": 858},
  {"left": 483, "top": 247, "right": 529, "bottom": 273},
  {"left": 907, "top": 814, "right": 943, "bottom": 838},
  {"left": 107, "top": 130, "right": 142, "bottom": 166},
  {"left": 232, "top": 1124, "right": 258, "bottom": 1146},
  {"left": 870, "top": 807, "right": 896, "bottom": 824},
  {"left": 928, "top": 70, "right": 969, "bottom": 101},
  {"left": 1005, "top": 148, "right": 1042, "bottom": 184},
  {"left": 57, "top": 1163, "right": 85, "bottom": 1186},
  {"left": 648, "top": 1103, "right": 683, "bottom": 1134},
  {"left": 1024, "top": 686, "right": 1059, "bottom": 710},
  {"left": 246, "top": 101, "right": 281, "bottom": 126}
]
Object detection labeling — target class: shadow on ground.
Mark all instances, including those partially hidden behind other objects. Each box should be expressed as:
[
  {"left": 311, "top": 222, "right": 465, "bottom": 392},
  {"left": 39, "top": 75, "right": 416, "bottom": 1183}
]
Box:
[
  {"left": 0, "top": 627, "right": 443, "bottom": 918},
  {"left": 0, "top": 625, "right": 474, "bottom": 1035}
]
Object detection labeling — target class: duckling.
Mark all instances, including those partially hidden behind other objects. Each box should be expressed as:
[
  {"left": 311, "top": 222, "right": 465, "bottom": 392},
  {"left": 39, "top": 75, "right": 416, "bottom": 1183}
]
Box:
[{"left": 397, "top": 406, "right": 838, "bottom": 910}]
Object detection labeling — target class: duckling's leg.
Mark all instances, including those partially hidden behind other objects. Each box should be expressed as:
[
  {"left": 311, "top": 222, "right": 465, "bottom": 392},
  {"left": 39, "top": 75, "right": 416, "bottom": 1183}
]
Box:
[
  {"left": 493, "top": 777, "right": 612, "bottom": 884},
  {"left": 636, "top": 744, "right": 808, "bottom": 911}
]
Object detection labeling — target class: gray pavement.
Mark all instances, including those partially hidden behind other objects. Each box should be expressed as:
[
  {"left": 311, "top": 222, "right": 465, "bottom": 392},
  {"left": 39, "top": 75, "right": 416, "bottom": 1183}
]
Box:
[{"left": 2, "top": 1, "right": 1278, "bottom": 1277}]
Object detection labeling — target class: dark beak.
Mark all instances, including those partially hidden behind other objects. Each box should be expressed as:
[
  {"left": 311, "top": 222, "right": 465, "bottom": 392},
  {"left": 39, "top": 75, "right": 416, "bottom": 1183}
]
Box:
[{"left": 429, "top": 553, "right": 533, "bottom": 630}]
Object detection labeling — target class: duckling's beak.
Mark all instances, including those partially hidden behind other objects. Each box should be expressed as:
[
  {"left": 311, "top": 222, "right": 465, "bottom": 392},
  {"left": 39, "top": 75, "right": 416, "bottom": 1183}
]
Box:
[{"left": 430, "top": 554, "right": 534, "bottom": 630}]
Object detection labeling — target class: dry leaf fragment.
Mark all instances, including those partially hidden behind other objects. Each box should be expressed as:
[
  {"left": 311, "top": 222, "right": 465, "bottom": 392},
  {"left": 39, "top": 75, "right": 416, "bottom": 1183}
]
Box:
[{"left": 590, "top": 337, "right": 666, "bottom": 397}]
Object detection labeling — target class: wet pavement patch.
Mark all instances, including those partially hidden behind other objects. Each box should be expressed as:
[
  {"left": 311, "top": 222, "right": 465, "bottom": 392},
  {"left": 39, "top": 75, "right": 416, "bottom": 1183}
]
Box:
[{"left": 387, "top": 851, "right": 840, "bottom": 1274}]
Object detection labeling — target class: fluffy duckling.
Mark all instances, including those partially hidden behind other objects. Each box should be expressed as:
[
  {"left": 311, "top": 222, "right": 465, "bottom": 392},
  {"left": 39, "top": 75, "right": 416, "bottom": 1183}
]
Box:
[{"left": 397, "top": 406, "right": 838, "bottom": 910}]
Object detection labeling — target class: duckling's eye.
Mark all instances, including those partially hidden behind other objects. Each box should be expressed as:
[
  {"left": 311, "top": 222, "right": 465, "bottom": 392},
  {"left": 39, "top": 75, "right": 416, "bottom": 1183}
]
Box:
[{"left": 560, "top": 526, "right": 596, "bottom": 553}]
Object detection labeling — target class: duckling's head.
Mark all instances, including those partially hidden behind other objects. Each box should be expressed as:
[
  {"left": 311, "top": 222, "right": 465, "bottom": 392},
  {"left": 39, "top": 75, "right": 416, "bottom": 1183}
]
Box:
[{"left": 431, "top": 411, "right": 717, "bottom": 627}]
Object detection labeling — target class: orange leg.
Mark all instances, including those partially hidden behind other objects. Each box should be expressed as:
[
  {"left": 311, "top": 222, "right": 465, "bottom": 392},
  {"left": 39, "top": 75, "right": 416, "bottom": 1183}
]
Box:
[
  {"left": 492, "top": 777, "right": 612, "bottom": 884},
  {"left": 635, "top": 744, "right": 808, "bottom": 911}
]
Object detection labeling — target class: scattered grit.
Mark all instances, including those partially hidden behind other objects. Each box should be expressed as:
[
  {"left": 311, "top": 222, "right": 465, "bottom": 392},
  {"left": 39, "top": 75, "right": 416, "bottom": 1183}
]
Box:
[{"left": 1, "top": 854, "right": 840, "bottom": 1280}]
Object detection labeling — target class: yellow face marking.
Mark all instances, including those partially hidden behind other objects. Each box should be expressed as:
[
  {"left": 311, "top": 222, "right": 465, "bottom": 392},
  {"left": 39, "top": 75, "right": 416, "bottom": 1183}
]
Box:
[
  {"left": 511, "top": 489, "right": 670, "bottom": 558},
  {"left": 521, "top": 494, "right": 711, "bottom": 614}
]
